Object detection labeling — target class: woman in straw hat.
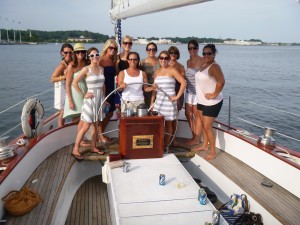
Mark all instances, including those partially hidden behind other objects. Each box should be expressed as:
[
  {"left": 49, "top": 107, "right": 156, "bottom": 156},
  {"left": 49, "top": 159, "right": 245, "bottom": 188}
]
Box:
[{"left": 64, "top": 43, "right": 90, "bottom": 146}]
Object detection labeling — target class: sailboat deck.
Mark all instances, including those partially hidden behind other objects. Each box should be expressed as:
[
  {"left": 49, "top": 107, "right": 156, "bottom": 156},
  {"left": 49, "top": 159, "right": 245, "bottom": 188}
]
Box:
[
  {"left": 192, "top": 146, "right": 300, "bottom": 225},
  {"left": 3, "top": 141, "right": 299, "bottom": 225}
]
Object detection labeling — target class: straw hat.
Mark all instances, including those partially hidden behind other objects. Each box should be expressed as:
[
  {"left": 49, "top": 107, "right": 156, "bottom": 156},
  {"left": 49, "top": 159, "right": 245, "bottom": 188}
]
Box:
[{"left": 73, "top": 43, "right": 86, "bottom": 52}]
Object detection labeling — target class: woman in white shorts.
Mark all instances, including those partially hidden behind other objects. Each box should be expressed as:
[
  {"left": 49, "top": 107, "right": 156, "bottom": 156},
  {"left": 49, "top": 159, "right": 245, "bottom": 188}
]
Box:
[{"left": 185, "top": 40, "right": 205, "bottom": 145}]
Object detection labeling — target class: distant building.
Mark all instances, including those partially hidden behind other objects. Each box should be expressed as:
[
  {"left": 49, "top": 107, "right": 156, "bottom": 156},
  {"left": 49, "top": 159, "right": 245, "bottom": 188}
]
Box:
[
  {"left": 223, "top": 39, "right": 262, "bottom": 46},
  {"left": 67, "top": 35, "right": 94, "bottom": 43},
  {"left": 133, "top": 38, "right": 174, "bottom": 45}
]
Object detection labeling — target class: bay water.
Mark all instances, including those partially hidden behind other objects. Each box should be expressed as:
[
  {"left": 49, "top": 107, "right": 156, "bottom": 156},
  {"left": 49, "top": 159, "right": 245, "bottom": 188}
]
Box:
[{"left": 0, "top": 43, "right": 299, "bottom": 151}]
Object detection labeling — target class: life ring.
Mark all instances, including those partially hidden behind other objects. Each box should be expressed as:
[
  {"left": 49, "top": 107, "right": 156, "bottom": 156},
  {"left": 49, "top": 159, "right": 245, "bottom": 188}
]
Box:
[{"left": 21, "top": 98, "right": 44, "bottom": 138}]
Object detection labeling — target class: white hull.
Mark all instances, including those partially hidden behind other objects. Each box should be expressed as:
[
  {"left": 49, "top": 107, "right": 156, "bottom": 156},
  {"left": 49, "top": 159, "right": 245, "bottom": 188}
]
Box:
[{"left": 1, "top": 112, "right": 299, "bottom": 224}]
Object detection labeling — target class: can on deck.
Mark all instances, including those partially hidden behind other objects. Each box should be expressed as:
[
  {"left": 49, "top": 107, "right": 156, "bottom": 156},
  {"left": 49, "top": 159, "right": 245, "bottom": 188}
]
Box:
[
  {"left": 212, "top": 210, "right": 220, "bottom": 225},
  {"left": 199, "top": 188, "right": 207, "bottom": 205},
  {"left": 159, "top": 174, "right": 165, "bottom": 185},
  {"left": 123, "top": 162, "right": 130, "bottom": 172}
]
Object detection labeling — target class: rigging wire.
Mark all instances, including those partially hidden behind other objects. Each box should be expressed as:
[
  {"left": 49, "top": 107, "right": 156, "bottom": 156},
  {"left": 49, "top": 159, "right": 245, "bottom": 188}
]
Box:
[
  {"left": 247, "top": 101, "right": 300, "bottom": 117},
  {"left": 0, "top": 88, "right": 53, "bottom": 115}
]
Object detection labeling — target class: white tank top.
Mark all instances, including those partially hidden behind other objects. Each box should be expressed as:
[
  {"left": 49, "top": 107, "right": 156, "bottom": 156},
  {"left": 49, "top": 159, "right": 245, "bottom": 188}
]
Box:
[
  {"left": 122, "top": 69, "right": 144, "bottom": 101},
  {"left": 195, "top": 63, "right": 223, "bottom": 106}
]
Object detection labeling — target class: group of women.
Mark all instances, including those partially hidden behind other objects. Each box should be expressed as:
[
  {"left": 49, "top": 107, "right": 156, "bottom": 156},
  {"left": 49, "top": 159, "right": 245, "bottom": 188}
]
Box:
[{"left": 51, "top": 37, "right": 225, "bottom": 161}]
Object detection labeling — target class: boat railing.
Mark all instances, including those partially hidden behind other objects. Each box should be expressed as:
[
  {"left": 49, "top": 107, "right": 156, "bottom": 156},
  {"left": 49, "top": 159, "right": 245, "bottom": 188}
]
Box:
[
  {"left": 0, "top": 87, "right": 56, "bottom": 139},
  {"left": 219, "top": 96, "right": 300, "bottom": 152}
]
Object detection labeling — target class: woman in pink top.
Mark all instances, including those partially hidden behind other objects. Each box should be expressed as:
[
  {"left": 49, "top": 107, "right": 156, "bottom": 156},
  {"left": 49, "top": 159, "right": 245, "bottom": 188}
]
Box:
[{"left": 194, "top": 44, "right": 225, "bottom": 160}]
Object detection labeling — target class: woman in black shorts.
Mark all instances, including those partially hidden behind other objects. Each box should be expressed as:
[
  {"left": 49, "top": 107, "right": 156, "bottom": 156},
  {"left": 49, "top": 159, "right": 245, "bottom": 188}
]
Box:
[{"left": 193, "top": 44, "right": 225, "bottom": 160}]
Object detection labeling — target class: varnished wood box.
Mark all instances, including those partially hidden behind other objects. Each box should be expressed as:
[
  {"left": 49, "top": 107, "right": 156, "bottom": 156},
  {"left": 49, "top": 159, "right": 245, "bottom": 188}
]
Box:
[{"left": 119, "top": 115, "right": 164, "bottom": 159}]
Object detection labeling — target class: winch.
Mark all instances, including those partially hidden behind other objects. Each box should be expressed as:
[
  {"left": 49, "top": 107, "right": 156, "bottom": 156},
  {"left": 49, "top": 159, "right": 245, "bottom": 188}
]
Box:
[{"left": 257, "top": 127, "right": 276, "bottom": 148}]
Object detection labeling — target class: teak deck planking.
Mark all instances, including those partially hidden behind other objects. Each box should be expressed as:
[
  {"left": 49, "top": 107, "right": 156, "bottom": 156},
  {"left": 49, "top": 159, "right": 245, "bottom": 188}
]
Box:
[{"left": 3, "top": 140, "right": 300, "bottom": 225}]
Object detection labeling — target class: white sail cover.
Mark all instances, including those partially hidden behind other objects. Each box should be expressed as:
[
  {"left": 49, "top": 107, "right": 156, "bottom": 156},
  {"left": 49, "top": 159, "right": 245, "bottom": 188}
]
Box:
[{"left": 110, "top": 0, "right": 212, "bottom": 20}]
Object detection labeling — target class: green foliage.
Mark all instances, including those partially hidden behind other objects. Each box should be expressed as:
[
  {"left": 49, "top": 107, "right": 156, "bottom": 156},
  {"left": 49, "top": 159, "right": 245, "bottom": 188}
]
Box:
[{"left": 0, "top": 29, "right": 110, "bottom": 43}]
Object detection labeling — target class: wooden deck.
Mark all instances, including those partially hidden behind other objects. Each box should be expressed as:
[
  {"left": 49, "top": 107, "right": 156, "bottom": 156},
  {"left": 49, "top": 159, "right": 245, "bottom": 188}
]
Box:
[
  {"left": 65, "top": 176, "right": 112, "bottom": 225},
  {"left": 5, "top": 145, "right": 75, "bottom": 225},
  {"left": 189, "top": 145, "right": 300, "bottom": 225},
  {"left": 3, "top": 139, "right": 300, "bottom": 225}
]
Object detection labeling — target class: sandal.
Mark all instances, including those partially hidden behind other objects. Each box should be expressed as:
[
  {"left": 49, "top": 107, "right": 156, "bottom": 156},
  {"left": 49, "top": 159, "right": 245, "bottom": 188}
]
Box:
[{"left": 91, "top": 150, "right": 105, "bottom": 155}]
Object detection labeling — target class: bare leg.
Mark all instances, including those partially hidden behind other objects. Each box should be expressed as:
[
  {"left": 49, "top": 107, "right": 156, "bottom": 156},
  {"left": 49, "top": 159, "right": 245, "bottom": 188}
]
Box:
[
  {"left": 58, "top": 109, "right": 65, "bottom": 127},
  {"left": 202, "top": 115, "right": 217, "bottom": 160},
  {"left": 185, "top": 103, "right": 195, "bottom": 142},
  {"left": 72, "top": 121, "right": 90, "bottom": 157},
  {"left": 164, "top": 121, "right": 173, "bottom": 149},
  {"left": 91, "top": 122, "right": 105, "bottom": 154},
  {"left": 192, "top": 110, "right": 209, "bottom": 151},
  {"left": 99, "top": 111, "right": 113, "bottom": 142},
  {"left": 187, "top": 105, "right": 202, "bottom": 146}
]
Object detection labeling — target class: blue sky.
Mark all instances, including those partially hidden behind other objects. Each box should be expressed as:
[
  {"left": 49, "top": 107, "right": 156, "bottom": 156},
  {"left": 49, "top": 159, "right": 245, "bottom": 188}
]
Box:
[{"left": 0, "top": 0, "right": 300, "bottom": 43}]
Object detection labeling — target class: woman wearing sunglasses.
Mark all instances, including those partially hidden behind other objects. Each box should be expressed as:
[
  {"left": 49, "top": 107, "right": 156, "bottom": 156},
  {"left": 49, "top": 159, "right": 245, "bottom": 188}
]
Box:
[
  {"left": 115, "top": 36, "right": 133, "bottom": 114},
  {"left": 185, "top": 40, "right": 205, "bottom": 146},
  {"left": 50, "top": 43, "right": 73, "bottom": 127},
  {"left": 72, "top": 47, "right": 106, "bottom": 160},
  {"left": 117, "top": 35, "right": 133, "bottom": 73},
  {"left": 64, "top": 43, "right": 89, "bottom": 123},
  {"left": 168, "top": 46, "right": 186, "bottom": 147},
  {"left": 141, "top": 42, "right": 160, "bottom": 108},
  {"left": 118, "top": 52, "right": 153, "bottom": 113},
  {"left": 98, "top": 39, "right": 119, "bottom": 144},
  {"left": 194, "top": 44, "right": 225, "bottom": 160},
  {"left": 151, "top": 51, "right": 186, "bottom": 150}
]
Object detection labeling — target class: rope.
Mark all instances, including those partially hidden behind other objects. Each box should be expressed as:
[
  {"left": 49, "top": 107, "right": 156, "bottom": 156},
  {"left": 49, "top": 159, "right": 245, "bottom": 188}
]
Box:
[
  {"left": 0, "top": 122, "right": 22, "bottom": 137},
  {"left": 235, "top": 117, "right": 300, "bottom": 142},
  {"left": 0, "top": 88, "right": 53, "bottom": 115}
]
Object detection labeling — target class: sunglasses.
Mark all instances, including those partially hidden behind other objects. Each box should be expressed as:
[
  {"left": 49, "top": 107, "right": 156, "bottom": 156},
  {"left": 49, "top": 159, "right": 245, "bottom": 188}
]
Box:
[
  {"left": 89, "top": 53, "right": 100, "bottom": 58},
  {"left": 63, "top": 51, "right": 73, "bottom": 55},
  {"left": 169, "top": 51, "right": 177, "bottom": 55},
  {"left": 188, "top": 47, "right": 198, "bottom": 51},
  {"left": 159, "top": 56, "right": 169, "bottom": 61},
  {"left": 75, "top": 50, "right": 86, "bottom": 54},
  {"left": 123, "top": 42, "right": 133, "bottom": 46},
  {"left": 108, "top": 46, "right": 118, "bottom": 51},
  {"left": 128, "top": 58, "right": 139, "bottom": 61},
  {"left": 202, "top": 52, "right": 213, "bottom": 56},
  {"left": 147, "top": 48, "right": 157, "bottom": 52}
]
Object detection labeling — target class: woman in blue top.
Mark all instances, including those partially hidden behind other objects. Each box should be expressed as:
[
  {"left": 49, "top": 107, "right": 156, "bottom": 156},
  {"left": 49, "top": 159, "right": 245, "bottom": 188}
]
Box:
[{"left": 98, "top": 39, "right": 119, "bottom": 144}]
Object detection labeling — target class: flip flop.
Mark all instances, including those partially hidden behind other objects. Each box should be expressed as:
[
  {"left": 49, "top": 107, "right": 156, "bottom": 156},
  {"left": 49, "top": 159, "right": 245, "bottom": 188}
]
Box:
[
  {"left": 100, "top": 138, "right": 113, "bottom": 144},
  {"left": 91, "top": 150, "right": 105, "bottom": 155},
  {"left": 71, "top": 153, "right": 83, "bottom": 162},
  {"left": 80, "top": 141, "right": 91, "bottom": 147}
]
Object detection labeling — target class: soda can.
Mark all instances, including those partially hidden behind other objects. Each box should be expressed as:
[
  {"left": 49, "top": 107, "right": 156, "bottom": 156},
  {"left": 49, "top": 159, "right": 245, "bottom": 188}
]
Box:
[
  {"left": 123, "top": 162, "right": 130, "bottom": 172},
  {"left": 198, "top": 188, "right": 207, "bottom": 205},
  {"left": 159, "top": 174, "right": 165, "bottom": 186},
  {"left": 212, "top": 210, "right": 220, "bottom": 225}
]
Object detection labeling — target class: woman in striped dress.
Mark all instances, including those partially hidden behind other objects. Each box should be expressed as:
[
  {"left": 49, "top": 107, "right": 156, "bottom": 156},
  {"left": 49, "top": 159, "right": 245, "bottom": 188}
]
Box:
[
  {"left": 151, "top": 51, "right": 186, "bottom": 149},
  {"left": 185, "top": 40, "right": 205, "bottom": 146},
  {"left": 72, "top": 47, "right": 106, "bottom": 160}
]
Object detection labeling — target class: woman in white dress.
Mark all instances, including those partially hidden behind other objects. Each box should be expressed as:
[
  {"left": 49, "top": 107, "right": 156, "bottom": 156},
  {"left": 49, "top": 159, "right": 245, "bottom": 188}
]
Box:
[
  {"left": 151, "top": 51, "right": 186, "bottom": 149},
  {"left": 72, "top": 47, "right": 106, "bottom": 160}
]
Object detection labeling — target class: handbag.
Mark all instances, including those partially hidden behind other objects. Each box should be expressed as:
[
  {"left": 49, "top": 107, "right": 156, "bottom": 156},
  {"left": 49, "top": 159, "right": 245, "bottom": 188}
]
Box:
[
  {"left": 2, "top": 187, "right": 42, "bottom": 216},
  {"left": 219, "top": 194, "right": 249, "bottom": 224}
]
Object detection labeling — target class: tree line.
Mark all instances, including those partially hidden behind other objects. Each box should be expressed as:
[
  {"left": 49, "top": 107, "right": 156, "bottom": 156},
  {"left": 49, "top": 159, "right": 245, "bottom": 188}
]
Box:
[
  {"left": 0, "top": 29, "right": 111, "bottom": 43},
  {"left": 1, "top": 29, "right": 299, "bottom": 45}
]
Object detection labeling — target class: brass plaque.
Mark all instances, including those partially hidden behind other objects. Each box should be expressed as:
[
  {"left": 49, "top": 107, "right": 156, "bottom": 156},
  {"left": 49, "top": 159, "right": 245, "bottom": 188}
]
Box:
[{"left": 132, "top": 135, "right": 153, "bottom": 149}]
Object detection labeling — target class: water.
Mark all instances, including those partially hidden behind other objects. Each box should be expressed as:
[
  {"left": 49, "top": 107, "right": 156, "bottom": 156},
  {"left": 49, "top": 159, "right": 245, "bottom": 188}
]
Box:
[{"left": 0, "top": 43, "right": 299, "bottom": 151}]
